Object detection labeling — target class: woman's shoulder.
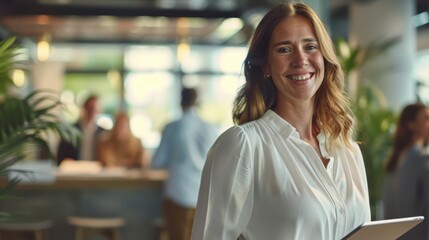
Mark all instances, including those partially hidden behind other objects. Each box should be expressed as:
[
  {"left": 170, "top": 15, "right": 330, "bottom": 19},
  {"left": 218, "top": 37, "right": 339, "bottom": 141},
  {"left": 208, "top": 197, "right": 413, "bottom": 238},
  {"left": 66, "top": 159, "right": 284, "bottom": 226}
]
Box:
[
  {"left": 219, "top": 121, "right": 261, "bottom": 140},
  {"left": 405, "top": 146, "right": 429, "bottom": 161},
  {"left": 217, "top": 125, "right": 247, "bottom": 142},
  {"left": 212, "top": 122, "right": 265, "bottom": 151}
]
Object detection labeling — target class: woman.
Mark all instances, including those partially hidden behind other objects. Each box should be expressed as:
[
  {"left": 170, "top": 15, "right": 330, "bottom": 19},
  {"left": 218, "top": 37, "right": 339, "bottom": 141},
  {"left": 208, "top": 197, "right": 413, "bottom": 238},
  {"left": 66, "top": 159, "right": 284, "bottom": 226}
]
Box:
[
  {"left": 191, "top": 2, "right": 370, "bottom": 240},
  {"left": 98, "top": 111, "right": 145, "bottom": 168},
  {"left": 383, "top": 103, "right": 429, "bottom": 240}
]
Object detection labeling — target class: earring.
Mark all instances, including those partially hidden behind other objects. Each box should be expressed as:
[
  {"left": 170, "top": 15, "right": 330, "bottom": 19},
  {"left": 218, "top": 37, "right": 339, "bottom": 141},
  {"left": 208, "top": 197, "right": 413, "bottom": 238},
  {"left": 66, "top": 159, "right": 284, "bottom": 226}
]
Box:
[{"left": 264, "top": 74, "right": 271, "bottom": 79}]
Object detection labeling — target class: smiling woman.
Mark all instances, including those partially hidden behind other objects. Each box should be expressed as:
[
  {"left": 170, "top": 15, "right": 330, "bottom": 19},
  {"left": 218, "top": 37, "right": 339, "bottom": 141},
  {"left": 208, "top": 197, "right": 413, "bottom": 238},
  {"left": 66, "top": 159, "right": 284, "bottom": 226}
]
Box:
[
  {"left": 265, "top": 15, "right": 325, "bottom": 113},
  {"left": 191, "top": 3, "right": 370, "bottom": 240}
]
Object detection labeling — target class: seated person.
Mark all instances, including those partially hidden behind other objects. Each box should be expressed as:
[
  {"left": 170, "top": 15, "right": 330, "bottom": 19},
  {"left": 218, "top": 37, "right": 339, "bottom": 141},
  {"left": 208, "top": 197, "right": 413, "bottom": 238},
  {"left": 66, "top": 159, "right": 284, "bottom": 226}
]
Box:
[
  {"left": 56, "top": 94, "right": 104, "bottom": 164},
  {"left": 97, "top": 111, "right": 145, "bottom": 168}
]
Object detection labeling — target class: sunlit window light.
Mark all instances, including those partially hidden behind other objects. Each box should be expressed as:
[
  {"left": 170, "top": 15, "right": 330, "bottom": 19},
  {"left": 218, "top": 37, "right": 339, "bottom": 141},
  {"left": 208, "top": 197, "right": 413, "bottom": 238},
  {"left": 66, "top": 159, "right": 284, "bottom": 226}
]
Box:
[
  {"left": 182, "top": 75, "right": 200, "bottom": 88},
  {"left": 181, "top": 48, "right": 210, "bottom": 73},
  {"left": 61, "top": 90, "right": 75, "bottom": 104},
  {"left": 125, "top": 46, "right": 175, "bottom": 70},
  {"left": 107, "top": 69, "right": 121, "bottom": 89},
  {"left": 125, "top": 72, "right": 174, "bottom": 105},
  {"left": 130, "top": 112, "right": 161, "bottom": 148},
  {"left": 97, "top": 114, "right": 114, "bottom": 130},
  {"left": 217, "top": 47, "right": 247, "bottom": 73}
]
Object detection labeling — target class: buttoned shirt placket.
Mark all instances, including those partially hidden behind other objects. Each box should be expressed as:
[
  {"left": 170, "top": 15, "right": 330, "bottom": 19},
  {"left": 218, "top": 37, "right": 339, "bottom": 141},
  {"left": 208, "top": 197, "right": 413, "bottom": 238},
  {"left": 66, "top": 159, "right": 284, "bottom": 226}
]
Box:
[{"left": 301, "top": 140, "right": 347, "bottom": 240}]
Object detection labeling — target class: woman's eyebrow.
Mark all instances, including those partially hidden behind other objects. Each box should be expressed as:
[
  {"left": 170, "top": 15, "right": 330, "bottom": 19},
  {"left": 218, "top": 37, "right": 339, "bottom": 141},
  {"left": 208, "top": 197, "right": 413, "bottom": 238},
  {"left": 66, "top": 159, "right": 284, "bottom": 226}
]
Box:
[{"left": 273, "top": 38, "right": 318, "bottom": 48}]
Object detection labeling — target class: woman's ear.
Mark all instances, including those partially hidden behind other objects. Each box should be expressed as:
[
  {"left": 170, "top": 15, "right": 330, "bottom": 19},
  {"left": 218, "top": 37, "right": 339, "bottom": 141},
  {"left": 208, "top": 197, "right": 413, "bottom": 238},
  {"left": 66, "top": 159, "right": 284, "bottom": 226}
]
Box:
[{"left": 263, "top": 65, "right": 271, "bottom": 80}]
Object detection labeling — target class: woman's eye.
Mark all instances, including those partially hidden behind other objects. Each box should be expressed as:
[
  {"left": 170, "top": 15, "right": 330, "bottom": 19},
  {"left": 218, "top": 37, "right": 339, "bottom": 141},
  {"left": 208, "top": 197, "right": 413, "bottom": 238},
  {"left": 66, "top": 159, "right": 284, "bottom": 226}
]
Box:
[
  {"left": 306, "top": 45, "right": 318, "bottom": 51},
  {"left": 277, "top": 47, "right": 291, "bottom": 53}
]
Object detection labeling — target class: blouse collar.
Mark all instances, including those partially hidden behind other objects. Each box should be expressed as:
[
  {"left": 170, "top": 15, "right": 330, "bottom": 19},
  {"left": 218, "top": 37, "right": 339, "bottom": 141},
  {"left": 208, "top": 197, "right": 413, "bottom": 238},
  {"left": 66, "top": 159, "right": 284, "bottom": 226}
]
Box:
[
  {"left": 260, "top": 109, "right": 298, "bottom": 138},
  {"left": 261, "top": 110, "right": 332, "bottom": 158}
]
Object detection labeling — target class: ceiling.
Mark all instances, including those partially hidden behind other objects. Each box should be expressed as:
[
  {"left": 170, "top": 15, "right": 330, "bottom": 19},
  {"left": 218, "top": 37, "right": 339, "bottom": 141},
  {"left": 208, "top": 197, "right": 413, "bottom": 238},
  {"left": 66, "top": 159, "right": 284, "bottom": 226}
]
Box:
[
  {"left": 0, "top": 0, "right": 265, "bottom": 46},
  {"left": 0, "top": 0, "right": 428, "bottom": 47}
]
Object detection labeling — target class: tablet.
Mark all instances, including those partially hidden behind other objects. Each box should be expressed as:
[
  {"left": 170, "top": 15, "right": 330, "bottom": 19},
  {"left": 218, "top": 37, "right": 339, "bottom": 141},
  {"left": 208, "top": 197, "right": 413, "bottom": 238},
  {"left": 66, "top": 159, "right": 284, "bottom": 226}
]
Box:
[{"left": 342, "top": 216, "right": 425, "bottom": 240}]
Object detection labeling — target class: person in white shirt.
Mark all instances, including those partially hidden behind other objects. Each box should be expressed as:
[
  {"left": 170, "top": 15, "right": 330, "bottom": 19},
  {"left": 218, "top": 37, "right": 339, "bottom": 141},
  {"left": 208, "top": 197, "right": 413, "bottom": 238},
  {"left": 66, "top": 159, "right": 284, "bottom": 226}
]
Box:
[
  {"left": 151, "top": 87, "right": 218, "bottom": 240},
  {"left": 191, "top": 2, "right": 371, "bottom": 240}
]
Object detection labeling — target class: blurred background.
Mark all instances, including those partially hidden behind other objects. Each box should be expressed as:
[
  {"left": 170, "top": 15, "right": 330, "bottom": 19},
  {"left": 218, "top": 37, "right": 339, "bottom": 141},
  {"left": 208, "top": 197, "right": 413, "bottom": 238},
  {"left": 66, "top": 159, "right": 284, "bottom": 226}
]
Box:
[
  {"left": 1, "top": 0, "right": 429, "bottom": 239},
  {"left": 1, "top": 0, "right": 428, "bottom": 151}
]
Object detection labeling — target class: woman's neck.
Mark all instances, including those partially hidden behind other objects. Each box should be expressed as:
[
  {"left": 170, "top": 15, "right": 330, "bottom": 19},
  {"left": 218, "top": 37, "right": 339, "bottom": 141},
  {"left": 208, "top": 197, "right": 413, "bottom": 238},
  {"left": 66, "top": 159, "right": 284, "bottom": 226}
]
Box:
[{"left": 273, "top": 102, "right": 315, "bottom": 140}]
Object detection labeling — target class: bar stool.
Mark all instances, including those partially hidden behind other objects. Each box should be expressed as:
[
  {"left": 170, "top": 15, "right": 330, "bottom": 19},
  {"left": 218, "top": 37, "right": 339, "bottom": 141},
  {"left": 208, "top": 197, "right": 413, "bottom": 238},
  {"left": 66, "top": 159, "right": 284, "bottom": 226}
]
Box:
[
  {"left": 0, "top": 219, "right": 53, "bottom": 240},
  {"left": 153, "top": 218, "right": 167, "bottom": 240},
  {"left": 67, "top": 216, "right": 125, "bottom": 240}
]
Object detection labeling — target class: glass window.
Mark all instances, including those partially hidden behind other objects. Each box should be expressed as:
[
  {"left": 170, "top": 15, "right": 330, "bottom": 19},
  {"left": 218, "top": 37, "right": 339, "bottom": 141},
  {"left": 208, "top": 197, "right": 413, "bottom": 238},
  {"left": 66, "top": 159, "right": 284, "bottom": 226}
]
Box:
[
  {"left": 62, "top": 73, "right": 120, "bottom": 123},
  {"left": 183, "top": 74, "right": 245, "bottom": 132},
  {"left": 124, "top": 45, "right": 176, "bottom": 71},
  {"left": 124, "top": 71, "right": 180, "bottom": 148},
  {"left": 58, "top": 43, "right": 248, "bottom": 150},
  {"left": 53, "top": 44, "right": 123, "bottom": 70},
  {"left": 181, "top": 45, "right": 247, "bottom": 74}
]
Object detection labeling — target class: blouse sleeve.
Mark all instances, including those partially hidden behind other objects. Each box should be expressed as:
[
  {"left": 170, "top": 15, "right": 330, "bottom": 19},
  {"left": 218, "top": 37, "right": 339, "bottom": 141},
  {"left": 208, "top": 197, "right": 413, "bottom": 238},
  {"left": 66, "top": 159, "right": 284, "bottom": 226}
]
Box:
[
  {"left": 191, "top": 126, "right": 254, "bottom": 240},
  {"left": 352, "top": 142, "right": 371, "bottom": 221}
]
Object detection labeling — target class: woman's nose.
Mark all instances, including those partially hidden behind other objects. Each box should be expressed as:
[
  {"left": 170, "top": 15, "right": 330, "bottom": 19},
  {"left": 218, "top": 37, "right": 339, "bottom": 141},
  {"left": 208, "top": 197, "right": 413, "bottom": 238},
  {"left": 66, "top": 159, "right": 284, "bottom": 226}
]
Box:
[{"left": 290, "top": 51, "right": 308, "bottom": 68}]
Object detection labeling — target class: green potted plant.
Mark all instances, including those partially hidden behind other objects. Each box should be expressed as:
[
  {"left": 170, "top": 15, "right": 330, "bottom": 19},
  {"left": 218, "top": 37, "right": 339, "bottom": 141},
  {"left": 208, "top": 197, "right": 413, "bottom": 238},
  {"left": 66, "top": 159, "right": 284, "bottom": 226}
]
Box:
[
  {"left": 335, "top": 37, "right": 399, "bottom": 219},
  {"left": 0, "top": 36, "right": 79, "bottom": 221}
]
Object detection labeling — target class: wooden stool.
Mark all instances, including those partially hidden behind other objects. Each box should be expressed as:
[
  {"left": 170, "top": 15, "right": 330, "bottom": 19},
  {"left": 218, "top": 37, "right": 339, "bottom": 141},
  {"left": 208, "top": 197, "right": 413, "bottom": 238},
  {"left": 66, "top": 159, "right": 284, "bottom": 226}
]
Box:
[
  {"left": 67, "top": 216, "right": 125, "bottom": 240},
  {"left": 153, "top": 218, "right": 168, "bottom": 240},
  {"left": 0, "top": 219, "right": 53, "bottom": 240}
]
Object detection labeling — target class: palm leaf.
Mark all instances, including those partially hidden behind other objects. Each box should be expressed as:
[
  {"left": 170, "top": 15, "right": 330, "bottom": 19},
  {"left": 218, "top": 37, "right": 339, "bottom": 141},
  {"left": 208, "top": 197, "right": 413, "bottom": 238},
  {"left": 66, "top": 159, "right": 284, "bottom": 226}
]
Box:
[
  {"left": 0, "top": 91, "right": 80, "bottom": 200},
  {"left": 0, "top": 37, "right": 20, "bottom": 96}
]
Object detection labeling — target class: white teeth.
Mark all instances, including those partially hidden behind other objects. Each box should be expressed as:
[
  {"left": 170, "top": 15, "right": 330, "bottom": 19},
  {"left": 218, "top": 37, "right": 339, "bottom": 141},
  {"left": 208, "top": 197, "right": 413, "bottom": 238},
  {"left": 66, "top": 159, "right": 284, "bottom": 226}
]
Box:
[{"left": 290, "top": 73, "right": 311, "bottom": 81}]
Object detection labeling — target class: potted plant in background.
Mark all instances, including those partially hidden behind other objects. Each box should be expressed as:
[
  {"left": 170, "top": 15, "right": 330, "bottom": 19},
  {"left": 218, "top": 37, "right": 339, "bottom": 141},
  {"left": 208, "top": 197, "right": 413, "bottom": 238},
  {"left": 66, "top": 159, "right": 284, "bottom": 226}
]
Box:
[
  {"left": 335, "top": 37, "right": 400, "bottom": 219},
  {"left": 0, "top": 36, "right": 79, "bottom": 221}
]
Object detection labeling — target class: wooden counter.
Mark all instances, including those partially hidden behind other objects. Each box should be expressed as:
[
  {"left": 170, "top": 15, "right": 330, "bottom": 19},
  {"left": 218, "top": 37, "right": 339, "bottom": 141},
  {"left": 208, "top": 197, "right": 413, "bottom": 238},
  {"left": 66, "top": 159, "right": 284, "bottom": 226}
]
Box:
[
  {"left": 2, "top": 169, "right": 167, "bottom": 190},
  {"left": 0, "top": 168, "right": 167, "bottom": 240}
]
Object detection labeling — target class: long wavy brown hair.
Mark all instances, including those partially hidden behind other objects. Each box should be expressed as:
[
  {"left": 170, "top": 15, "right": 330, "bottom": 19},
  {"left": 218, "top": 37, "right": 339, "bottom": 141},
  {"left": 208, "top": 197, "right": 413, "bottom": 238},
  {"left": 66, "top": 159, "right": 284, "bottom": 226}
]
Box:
[
  {"left": 385, "top": 103, "right": 428, "bottom": 173},
  {"left": 233, "top": 2, "right": 354, "bottom": 149}
]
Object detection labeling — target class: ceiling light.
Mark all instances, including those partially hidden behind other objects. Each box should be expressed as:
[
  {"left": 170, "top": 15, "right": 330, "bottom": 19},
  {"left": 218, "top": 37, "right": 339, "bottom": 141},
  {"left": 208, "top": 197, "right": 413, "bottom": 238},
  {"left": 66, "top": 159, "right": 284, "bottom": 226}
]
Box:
[
  {"left": 37, "top": 15, "right": 50, "bottom": 25},
  {"left": 37, "top": 33, "right": 51, "bottom": 62},
  {"left": 177, "top": 38, "right": 191, "bottom": 65},
  {"left": 207, "top": 18, "right": 243, "bottom": 43},
  {"left": 12, "top": 69, "right": 26, "bottom": 87}
]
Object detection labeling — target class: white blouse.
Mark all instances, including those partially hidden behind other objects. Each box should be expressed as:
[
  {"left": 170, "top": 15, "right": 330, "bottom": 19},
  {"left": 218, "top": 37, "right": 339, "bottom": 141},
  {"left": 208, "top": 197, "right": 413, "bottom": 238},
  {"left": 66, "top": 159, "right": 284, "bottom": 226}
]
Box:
[{"left": 191, "top": 110, "right": 371, "bottom": 240}]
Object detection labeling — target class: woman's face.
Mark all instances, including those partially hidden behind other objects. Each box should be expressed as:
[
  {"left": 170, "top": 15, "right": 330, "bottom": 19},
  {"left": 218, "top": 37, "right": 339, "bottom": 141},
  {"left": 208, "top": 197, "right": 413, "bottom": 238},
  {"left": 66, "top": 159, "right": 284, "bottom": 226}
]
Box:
[
  {"left": 265, "top": 15, "right": 325, "bottom": 107},
  {"left": 115, "top": 115, "right": 130, "bottom": 139}
]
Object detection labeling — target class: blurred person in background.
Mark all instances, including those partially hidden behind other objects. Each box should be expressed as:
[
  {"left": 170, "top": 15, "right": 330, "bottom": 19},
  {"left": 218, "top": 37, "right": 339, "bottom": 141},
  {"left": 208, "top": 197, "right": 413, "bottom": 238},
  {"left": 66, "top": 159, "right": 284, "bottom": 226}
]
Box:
[
  {"left": 151, "top": 87, "right": 218, "bottom": 240},
  {"left": 56, "top": 94, "right": 104, "bottom": 164},
  {"left": 98, "top": 111, "right": 146, "bottom": 168},
  {"left": 383, "top": 103, "right": 429, "bottom": 240}
]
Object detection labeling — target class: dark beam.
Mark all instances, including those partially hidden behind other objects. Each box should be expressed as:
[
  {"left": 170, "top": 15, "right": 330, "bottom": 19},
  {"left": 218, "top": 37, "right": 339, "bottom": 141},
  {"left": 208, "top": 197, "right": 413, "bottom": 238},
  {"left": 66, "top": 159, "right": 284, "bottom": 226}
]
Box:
[{"left": 1, "top": 3, "right": 242, "bottom": 19}]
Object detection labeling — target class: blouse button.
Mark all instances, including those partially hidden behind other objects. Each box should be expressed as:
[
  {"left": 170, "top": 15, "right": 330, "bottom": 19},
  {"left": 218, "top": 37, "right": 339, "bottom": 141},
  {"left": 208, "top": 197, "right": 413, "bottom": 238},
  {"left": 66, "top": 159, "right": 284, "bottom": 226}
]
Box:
[{"left": 340, "top": 208, "right": 345, "bottom": 214}]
